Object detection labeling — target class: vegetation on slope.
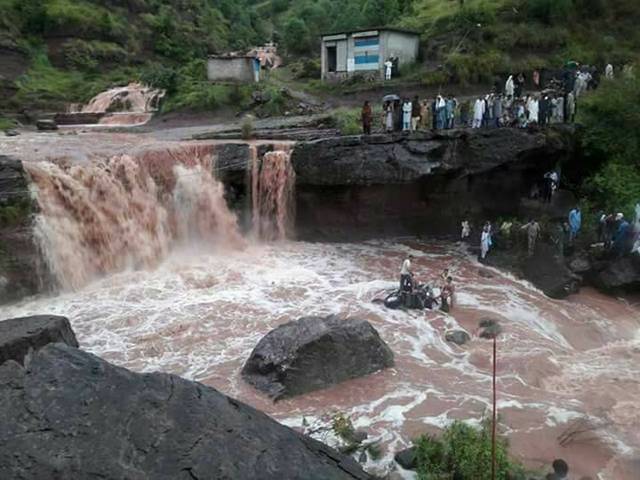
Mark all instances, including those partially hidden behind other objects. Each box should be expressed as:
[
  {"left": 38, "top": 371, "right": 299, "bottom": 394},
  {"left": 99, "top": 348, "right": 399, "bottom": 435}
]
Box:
[
  {"left": 578, "top": 74, "right": 640, "bottom": 217},
  {"left": 0, "top": 0, "right": 267, "bottom": 110},
  {"left": 1, "top": 0, "right": 640, "bottom": 112},
  {"left": 271, "top": 0, "right": 640, "bottom": 85}
]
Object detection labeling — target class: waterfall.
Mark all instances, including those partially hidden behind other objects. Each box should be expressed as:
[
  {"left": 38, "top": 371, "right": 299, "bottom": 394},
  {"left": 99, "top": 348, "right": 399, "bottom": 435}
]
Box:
[
  {"left": 24, "top": 145, "right": 244, "bottom": 290},
  {"left": 81, "top": 83, "right": 165, "bottom": 114},
  {"left": 250, "top": 145, "right": 296, "bottom": 241}
]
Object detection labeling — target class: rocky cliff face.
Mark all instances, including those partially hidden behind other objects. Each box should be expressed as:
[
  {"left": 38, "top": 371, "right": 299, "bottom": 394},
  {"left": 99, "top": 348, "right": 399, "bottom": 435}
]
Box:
[
  {"left": 0, "top": 156, "right": 49, "bottom": 303},
  {"left": 291, "top": 127, "right": 576, "bottom": 240}
]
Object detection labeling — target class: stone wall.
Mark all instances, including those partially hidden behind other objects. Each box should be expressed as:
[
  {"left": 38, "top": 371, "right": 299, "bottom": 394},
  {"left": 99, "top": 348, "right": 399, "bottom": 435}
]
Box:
[{"left": 207, "top": 57, "right": 256, "bottom": 83}]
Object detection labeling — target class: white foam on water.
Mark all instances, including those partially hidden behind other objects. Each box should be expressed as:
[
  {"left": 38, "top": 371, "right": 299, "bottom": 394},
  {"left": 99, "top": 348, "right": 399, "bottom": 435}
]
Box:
[{"left": 1, "top": 239, "right": 639, "bottom": 479}]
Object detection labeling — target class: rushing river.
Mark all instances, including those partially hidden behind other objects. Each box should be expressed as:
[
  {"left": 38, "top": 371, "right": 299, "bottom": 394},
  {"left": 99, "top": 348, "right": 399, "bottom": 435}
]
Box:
[{"left": 2, "top": 239, "right": 638, "bottom": 479}]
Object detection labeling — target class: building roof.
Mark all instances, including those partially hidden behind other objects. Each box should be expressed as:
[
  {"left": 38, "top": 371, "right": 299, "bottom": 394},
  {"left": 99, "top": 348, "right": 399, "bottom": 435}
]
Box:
[
  {"left": 208, "top": 55, "right": 255, "bottom": 59},
  {"left": 321, "top": 27, "right": 420, "bottom": 38}
]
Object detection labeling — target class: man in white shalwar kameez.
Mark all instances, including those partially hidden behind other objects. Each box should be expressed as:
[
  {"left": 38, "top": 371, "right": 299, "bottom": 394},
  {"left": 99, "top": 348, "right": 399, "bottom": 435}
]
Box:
[
  {"left": 527, "top": 96, "right": 539, "bottom": 124},
  {"left": 505, "top": 75, "right": 515, "bottom": 98},
  {"left": 472, "top": 97, "right": 485, "bottom": 128},
  {"left": 605, "top": 63, "right": 614, "bottom": 79}
]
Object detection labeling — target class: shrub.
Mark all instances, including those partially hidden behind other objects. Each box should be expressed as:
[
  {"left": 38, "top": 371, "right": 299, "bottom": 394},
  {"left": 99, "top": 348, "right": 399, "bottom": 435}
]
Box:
[
  {"left": 414, "top": 420, "right": 525, "bottom": 480},
  {"left": 241, "top": 117, "right": 254, "bottom": 139},
  {"left": 329, "top": 108, "right": 362, "bottom": 135},
  {"left": 525, "top": 0, "right": 573, "bottom": 25},
  {"left": 140, "top": 64, "right": 178, "bottom": 94},
  {"left": 294, "top": 59, "right": 321, "bottom": 79}
]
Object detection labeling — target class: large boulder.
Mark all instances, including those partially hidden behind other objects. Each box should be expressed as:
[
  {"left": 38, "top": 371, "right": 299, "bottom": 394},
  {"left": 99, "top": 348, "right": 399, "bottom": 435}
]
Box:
[
  {"left": 242, "top": 315, "right": 394, "bottom": 399},
  {"left": 0, "top": 343, "right": 370, "bottom": 480},
  {"left": 592, "top": 255, "right": 640, "bottom": 292},
  {"left": 523, "top": 243, "right": 580, "bottom": 299},
  {"left": 0, "top": 315, "right": 78, "bottom": 365}
]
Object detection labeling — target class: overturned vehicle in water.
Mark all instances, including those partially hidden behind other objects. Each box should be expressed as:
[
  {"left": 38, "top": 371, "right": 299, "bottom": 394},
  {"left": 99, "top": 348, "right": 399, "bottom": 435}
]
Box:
[{"left": 383, "top": 283, "right": 441, "bottom": 311}]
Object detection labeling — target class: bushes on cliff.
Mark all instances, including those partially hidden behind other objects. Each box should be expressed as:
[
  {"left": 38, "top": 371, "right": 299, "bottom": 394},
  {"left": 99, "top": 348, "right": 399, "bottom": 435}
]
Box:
[
  {"left": 414, "top": 420, "right": 525, "bottom": 480},
  {"left": 578, "top": 73, "right": 640, "bottom": 217}
]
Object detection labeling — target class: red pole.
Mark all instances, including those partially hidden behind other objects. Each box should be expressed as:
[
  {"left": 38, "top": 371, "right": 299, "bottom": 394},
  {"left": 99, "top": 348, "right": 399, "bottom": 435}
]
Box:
[{"left": 492, "top": 336, "right": 497, "bottom": 480}]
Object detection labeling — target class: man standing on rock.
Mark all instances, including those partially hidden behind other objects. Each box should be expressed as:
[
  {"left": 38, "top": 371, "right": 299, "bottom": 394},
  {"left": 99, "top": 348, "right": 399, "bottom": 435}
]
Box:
[
  {"left": 411, "top": 95, "right": 421, "bottom": 131},
  {"left": 361, "top": 101, "right": 373, "bottom": 135},
  {"left": 569, "top": 207, "right": 582, "bottom": 244},
  {"left": 521, "top": 219, "right": 541, "bottom": 256},
  {"left": 402, "top": 99, "right": 412, "bottom": 132},
  {"left": 385, "top": 59, "right": 393, "bottom": 81},
  {"left": 400, "top": 254, "right": 414, "bottom": 292},
  {"left": 472, "top": 96, "right": 485, "bottom": 128},
  {"left": 480, "top": 224, "right": 492, "bottom": 260}
]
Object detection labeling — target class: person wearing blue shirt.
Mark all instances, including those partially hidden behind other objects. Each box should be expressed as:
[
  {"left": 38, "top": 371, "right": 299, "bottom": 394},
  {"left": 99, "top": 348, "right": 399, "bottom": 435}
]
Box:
[
  {"left": 568, "top": 207, "right": 581, "bottom": 244},
  {"left": 613, "top": 213, "right": 630, "bottom": 255}
]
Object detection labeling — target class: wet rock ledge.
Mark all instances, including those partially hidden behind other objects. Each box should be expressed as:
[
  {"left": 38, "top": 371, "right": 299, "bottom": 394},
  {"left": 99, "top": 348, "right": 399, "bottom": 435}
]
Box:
[{"left": 0, "top": 315, "right": 370, "bottom": 480}]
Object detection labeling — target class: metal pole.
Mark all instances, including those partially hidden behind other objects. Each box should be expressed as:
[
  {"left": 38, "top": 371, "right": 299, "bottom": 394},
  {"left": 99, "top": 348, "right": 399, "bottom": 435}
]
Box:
[{"left": 492, "top": 336, "right": 497, "bottom": 480}]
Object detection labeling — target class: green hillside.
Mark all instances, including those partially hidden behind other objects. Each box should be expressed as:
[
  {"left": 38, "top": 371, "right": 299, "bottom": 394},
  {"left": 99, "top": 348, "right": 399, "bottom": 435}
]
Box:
[
  {"left": 0, "top": 0, "right": 267, "bottom": 111},
  {"left": 271, "top": 0, "right": 640, "bottom": 85},
  {"left": 1, "top": 0, "right": 639, "bottom": 112}
]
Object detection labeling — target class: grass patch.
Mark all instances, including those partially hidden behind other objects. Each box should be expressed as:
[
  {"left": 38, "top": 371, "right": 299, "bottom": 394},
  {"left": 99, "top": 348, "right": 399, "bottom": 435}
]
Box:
[
  {"left": 12, "top": 49, "right": 133, "bottom": 110},
  {"left": 0, "top": 116, "right": 17, "bottom": 131},
  {"left": 328, "top": 108, "right": 363, "bottom": 136}
]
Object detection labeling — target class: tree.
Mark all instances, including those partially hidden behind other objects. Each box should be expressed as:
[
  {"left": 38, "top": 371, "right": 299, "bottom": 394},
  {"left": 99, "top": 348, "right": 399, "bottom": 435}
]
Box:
[
  {"left": 579, "top": 74, "right": 640, "bottom": 216},
  {"left": 362, "top": 0, "right": 400, "bottom": 28},
  {"left": 282, "top": 17, "right": 311, "bottom": 55}
]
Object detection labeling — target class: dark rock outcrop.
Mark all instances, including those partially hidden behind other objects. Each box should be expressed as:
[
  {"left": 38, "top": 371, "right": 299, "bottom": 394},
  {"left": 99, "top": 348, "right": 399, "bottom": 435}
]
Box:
[
  {"left": 291, "top": 128, "right": 575, "bottom": 240},
  {"left": 592, "top": 255, "right": 640, "bottom": 292},
  {"left": 445, "top": 330, "right": 471, "bottom": 346},
  {"left": 394, "top": 446, "right": 417, "bottom": 470},
  {"left": 54, "top": 112, "right": 105, "bottom": 125},
  {"left": 242, "top": 315, "right": 394, "bottom": 399},
  {"left": 0, "top": 343, "right": 370, "bottom": 480},
  {"left": 35, "top": 119, "right": 58, "bottom": 131},
  {"left": 0, "top": 156, "right": 48, "bottom": 303},
  {"left": 523, "top": 243, "right": 580, "bottom": 299},
  {"left": 0, "top": 315, "right": 78, "bottom": 365}
]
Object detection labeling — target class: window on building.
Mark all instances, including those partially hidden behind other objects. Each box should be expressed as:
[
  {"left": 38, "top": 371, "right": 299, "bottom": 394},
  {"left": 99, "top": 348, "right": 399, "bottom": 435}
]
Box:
[
  {"left": 354, "top": 36, "right": 379, "bottom": 48},
  {"left": 354, "top": 53, "right": 379, "bottom": 65}
]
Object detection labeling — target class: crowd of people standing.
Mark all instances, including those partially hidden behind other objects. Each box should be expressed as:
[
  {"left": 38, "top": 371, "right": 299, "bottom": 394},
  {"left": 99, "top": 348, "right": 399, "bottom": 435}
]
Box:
[
  {"left": 363, "top": 62, "right": 620, "bottom": 134},
  {"left": 460, "top": 202, "right": 640, "bottom": 263}
]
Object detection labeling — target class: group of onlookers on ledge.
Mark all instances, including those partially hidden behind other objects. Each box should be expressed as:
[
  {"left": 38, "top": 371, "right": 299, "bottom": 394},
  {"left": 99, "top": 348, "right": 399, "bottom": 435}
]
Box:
[
  {"left": 361, "top": 62, "right": 631, "bottom": 134},
  {"left": 462, "top": 194, "right": 640, "bottom": 265}
]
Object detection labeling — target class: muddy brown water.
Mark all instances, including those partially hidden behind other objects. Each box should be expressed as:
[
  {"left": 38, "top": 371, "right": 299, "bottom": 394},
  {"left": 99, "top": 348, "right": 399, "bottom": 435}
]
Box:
[{"left": 1, "top": 240, "right": 638, "bottom": 479}]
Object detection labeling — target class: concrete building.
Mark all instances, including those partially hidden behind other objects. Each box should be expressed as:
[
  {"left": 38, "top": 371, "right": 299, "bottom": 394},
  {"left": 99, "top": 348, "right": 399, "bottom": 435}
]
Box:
[
  {"left": 207, "top": 55, "right": 261, "bottom": 83},
  {"left": 320, "top": 28, "right": 419, "bottom": 81}
]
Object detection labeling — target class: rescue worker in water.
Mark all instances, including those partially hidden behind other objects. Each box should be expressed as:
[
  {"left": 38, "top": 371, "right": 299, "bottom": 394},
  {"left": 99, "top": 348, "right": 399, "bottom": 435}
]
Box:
[{"left": 400, "top": 254, "right": 414, "bottom": 292}]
